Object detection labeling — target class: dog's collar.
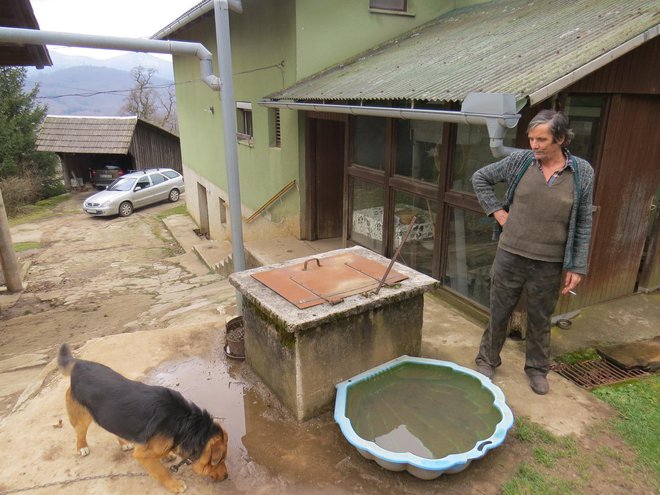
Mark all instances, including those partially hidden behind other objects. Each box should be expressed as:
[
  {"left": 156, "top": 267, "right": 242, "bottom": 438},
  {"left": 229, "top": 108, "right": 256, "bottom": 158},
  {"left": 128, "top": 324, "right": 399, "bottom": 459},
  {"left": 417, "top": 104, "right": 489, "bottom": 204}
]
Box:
[{"left": 168, "top": 458, "right": 192, "bottom": 473}]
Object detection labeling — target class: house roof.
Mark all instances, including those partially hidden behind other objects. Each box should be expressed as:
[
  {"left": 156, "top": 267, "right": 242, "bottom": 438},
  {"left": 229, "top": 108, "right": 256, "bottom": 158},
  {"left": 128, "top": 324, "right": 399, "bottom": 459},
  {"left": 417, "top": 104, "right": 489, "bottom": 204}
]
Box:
[
  {"left": 266, "top": 0, "right": 660, "bottom": 106},
  {"left": 0, "top": 0, "right": 52, "bottom": 69},
  {"left": 35, "top": 116, "right": 139, "bottom": 154}
]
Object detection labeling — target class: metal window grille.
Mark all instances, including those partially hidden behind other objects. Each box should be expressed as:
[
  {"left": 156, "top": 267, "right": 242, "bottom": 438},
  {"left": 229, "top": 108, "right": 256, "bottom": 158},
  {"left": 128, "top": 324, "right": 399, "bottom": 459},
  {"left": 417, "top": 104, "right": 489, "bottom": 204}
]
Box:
[
  {"left": 370, "top": 0, "right": 407, "bottom": 12},
  {"left": 274, "top": 109, "right": 281, "bottom": 147}
]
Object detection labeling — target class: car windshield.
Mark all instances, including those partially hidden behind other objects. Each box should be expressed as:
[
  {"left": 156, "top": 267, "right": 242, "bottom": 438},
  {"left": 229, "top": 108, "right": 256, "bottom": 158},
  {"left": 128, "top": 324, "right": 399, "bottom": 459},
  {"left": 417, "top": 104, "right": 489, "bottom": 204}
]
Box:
[{"left": 108, "top": 177, "right": 137, "bottom": 191}]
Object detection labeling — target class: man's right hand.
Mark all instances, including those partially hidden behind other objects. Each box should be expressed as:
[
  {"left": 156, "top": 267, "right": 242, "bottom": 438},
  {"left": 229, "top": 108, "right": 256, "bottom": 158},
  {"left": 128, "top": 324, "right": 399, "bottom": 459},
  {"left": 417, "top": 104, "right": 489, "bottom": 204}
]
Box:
[{"left": 492, "top": 209, "right": 508, "bottom": 226}]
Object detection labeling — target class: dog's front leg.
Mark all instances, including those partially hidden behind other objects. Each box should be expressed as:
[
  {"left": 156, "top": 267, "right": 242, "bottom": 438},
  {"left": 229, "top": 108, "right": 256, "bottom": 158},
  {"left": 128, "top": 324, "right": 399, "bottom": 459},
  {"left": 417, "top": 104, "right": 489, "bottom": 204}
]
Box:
[
  {"left": 117, "top": 437, "right": 134, "bottom": 451},
  {"left": 134, "top": 437, "right": 186, "bottom": 493}
]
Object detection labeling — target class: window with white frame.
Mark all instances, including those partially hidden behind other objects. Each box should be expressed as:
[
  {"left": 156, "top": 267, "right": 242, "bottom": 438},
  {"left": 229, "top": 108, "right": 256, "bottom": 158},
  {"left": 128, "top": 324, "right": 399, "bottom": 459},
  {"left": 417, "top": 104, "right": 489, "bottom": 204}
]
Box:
[{"left": 236, "top": 101, "right": 253, "bottom": 142}]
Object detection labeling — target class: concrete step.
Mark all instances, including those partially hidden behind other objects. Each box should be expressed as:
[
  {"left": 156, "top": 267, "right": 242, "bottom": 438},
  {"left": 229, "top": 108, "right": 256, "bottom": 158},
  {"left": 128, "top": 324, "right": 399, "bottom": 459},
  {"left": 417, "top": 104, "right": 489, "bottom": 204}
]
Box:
[{"left": 192, "top": 240, "right": 233, "bottom": 276}]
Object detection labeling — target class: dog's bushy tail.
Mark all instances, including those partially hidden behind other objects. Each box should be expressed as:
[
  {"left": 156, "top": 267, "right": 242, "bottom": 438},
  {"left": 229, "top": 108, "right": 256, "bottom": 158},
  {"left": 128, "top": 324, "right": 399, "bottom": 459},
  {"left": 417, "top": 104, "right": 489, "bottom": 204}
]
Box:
[{"left": 58, "top": 343, "right": 76, "bottom": 376}]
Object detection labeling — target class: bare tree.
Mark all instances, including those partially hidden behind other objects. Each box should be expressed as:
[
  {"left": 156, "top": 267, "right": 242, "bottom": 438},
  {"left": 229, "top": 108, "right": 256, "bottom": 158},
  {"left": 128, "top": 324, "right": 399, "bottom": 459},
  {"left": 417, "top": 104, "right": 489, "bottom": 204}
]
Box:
[
  {"left": 121, "top": 66, "right": 178, "bottom": 132},
  {"left": 121, "top": 66, "right": 158, "bottom": 120},
  {"left": 155, "top": 86, "right": 178, "bottom": 133}
]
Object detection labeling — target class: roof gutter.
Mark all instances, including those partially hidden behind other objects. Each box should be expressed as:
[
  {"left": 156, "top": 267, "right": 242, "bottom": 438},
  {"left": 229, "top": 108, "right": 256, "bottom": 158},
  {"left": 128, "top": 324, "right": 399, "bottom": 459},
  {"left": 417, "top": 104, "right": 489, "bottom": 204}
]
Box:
[
  {"left": 260, "top": 92, "right": 522, "bottom": 158},
  {"left": 529, "top": 25, "right": 660, "bottom": 105},
  {"left": 0, "top": 26, "right": 222, "bottom": 90},
  {"left": 152, "top": 0, "right": 243, "bottom": 40}
]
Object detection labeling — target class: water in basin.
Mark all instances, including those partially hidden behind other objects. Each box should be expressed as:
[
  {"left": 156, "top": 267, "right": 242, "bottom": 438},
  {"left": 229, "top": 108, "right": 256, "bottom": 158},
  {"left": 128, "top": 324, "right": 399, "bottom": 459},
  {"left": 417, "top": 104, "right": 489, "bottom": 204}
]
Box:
[{"left": 346, "top": 362, "right": 503, "bottom": 459}]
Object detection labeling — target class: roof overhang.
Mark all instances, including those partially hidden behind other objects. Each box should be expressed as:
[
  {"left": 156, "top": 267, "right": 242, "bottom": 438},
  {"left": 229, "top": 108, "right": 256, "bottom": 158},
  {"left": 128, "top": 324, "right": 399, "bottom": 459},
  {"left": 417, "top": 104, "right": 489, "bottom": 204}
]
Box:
[
  {"left": 0, "top": 0, "right": 52, "bottom": 69},
  {"left": 263, "top": 0, "right": 659, "bottom": 108},
  {"left": 151, "top": 0, "right": 243, "bottom": 40}
]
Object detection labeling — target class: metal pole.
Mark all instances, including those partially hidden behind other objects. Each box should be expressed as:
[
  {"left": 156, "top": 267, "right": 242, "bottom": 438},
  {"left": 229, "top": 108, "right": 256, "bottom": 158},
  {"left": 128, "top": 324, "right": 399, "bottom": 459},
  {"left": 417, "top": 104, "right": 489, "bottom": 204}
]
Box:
[{"left": 215, "top": 0, "right": 246, "bottom": 314}]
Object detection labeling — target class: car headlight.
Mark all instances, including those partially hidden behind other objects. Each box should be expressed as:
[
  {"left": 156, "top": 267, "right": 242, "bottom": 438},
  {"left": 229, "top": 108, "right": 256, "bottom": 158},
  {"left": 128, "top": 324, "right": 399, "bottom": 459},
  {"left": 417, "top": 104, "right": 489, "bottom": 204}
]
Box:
[{"left": 100, "top": 201, "right": 112, "bottom": 207}]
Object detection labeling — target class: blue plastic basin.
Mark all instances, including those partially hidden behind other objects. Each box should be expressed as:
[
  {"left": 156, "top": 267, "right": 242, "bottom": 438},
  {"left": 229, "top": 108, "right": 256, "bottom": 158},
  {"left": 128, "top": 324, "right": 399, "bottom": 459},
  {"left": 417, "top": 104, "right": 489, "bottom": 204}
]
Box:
[{"left": 334, "top": 355, "right": 514, "bottom": 479}]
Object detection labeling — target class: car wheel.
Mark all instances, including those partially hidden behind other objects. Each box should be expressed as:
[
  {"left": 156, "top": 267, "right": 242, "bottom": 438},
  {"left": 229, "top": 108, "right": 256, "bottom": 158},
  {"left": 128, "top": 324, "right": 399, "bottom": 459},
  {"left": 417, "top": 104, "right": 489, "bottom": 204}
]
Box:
[
  {"left": 168, "top": 189, "right": 180, "bottom": 202},
  {"left": 118, "top": 201, "right": 133, "bottom": 217}
]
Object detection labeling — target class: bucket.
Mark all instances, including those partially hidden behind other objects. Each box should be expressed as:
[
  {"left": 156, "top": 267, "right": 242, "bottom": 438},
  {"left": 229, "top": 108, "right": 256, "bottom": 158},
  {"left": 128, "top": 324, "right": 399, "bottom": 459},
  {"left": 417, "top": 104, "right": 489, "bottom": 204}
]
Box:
[{"left": 224, "top": 316, "right": 245, "bottom": 360}]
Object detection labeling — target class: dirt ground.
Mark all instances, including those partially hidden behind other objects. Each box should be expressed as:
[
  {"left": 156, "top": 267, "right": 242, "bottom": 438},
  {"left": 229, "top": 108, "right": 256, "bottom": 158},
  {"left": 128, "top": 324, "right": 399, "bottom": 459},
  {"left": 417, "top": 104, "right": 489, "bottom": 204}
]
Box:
[
  {"left": 0, "top": 192, "right": 657, "bottom": 494},
  {"left": 0, "top": 192, "right": 236, "bottom": 417}
]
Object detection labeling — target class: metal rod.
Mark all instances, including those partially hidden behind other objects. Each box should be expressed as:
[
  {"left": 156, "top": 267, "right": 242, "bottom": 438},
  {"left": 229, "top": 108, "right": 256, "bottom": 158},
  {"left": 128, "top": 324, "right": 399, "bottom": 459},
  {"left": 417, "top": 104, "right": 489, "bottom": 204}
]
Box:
[
  {"left": 246, "top": 179, "right": 296, "bottom": 223},
  {"left": 375, "top": 216, "right": 417, "bottom": 295}
]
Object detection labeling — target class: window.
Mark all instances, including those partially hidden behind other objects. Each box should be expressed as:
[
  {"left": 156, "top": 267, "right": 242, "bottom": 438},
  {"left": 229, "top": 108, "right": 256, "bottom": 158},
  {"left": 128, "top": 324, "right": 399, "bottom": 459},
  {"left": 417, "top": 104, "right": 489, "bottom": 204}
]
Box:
[
  {"left": 350, "top": 179, "right": 385, "bottom": 253},
  {"left": 149, "top": 173, "right": 167, "bottom": 185},
  {"left": 236, "top": 101, "right": 253, "bottom": 142},
  {"left": 452, "top": 124, "right": 515, "bottom": 193},
  {"left": 136, "top": 177, "right": 150, "bottom": 189},
  {"left": 219, "top": 198, "right": 227, "bottom": 225},
  {"left": 395, "top": 119, "right": 443, "bottom": 184},
  {"left": 352, "top": 115, "right": 386, "bottom": 170},
  {"left": 269, "top": 108, "right": 281, "bottom": 148},
  {"left": 161, "top": 170, "right": 182, "bottom": 180},
  {"left": 393, "top": 191, "right": 437, "bottom": 276},
  {"left": 443, "top": 207, "right": 498, "bottom": 307},
  {"left": 370, "top": 0, "right": 406, "bottom": 12},
  {"left": 564, "top": 95, "right": 606, "bottom": 164}
]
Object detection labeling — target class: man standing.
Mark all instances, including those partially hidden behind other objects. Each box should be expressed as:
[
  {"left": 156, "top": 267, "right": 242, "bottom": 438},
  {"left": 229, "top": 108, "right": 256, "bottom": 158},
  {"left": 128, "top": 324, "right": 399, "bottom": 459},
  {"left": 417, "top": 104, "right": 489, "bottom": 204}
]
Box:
[{"left": 472, "top": 110, "right": 594, "bottom": 395}]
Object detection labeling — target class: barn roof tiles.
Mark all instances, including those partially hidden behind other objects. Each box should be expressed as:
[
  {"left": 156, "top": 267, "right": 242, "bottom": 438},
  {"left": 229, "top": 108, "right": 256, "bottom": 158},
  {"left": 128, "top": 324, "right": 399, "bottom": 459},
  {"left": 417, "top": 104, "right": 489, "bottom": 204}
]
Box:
[{"left": 35, "top": 116, "right": 138, "bottom": 154}]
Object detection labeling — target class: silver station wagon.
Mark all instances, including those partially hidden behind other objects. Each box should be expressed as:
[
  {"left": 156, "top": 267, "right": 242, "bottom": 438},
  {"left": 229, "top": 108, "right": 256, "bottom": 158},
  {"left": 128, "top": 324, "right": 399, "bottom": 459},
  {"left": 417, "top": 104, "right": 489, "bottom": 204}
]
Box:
[{"left": 83, "top": 168, "right": 185, "bottom": 217}]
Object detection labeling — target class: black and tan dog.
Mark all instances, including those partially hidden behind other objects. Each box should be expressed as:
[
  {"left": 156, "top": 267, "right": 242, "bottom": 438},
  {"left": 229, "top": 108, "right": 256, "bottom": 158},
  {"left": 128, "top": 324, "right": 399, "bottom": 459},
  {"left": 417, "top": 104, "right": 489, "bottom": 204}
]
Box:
[{"left": 58, "top": 343, "right": 228, "bottom": 493}]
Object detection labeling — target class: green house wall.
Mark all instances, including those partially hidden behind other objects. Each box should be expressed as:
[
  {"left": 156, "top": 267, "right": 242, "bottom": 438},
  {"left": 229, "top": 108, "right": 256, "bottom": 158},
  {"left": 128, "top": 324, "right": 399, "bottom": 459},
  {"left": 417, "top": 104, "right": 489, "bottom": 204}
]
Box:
[{"left": 172, "top": 0, "right": 488, "bottom": 235}]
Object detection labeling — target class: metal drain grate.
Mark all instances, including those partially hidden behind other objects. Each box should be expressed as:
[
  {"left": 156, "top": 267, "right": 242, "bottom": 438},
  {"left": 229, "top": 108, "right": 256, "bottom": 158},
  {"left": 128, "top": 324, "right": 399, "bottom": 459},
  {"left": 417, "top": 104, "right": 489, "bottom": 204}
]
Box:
[{"left": 551, "top": 359, "right": 650, "bottom": 389}]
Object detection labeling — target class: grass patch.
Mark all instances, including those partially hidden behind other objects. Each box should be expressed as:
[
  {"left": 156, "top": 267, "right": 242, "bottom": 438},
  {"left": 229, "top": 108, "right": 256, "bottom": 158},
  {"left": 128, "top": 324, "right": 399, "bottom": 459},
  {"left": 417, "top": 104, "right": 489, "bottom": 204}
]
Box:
[
  {"left": 513, "top": 417, "right": 557, "bottom": 444},
  {"left": 513, "top": 418, "right": 578, "bottom": 469},
  {"left": 592, "top": 375, "right": 660, "bottom": 476},
  {"left": 553, "top": 347, "right": 600, "bottom": 364},
  {"left": 156, "top": 204, "right": 188, "bottom": 219},
  {"left": 8, "top": 193, "right": 71, "bottom": 226},
  {"left": 502, "top": 462, "right": 579, "bottom": 495},
  {"left": 505, "top": 418, "right": 585, "bottom": 493},
  {"left": 13, "top": 242, "right": 41, "bottom": 252}
]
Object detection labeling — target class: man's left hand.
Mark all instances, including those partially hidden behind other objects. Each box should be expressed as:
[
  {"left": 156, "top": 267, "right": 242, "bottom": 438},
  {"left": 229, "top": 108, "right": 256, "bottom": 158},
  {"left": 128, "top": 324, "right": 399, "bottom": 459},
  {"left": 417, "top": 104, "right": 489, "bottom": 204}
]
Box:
[{"left": 562, "top": 271, "right": 583, "bottom": 295}]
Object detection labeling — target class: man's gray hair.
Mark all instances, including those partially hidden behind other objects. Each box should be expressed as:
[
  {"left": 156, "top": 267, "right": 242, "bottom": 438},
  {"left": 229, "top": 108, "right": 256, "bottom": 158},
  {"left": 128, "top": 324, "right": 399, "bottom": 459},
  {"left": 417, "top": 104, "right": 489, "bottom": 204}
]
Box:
[{"left": 527, "top": 110, "right": 574, "bottom": 146}]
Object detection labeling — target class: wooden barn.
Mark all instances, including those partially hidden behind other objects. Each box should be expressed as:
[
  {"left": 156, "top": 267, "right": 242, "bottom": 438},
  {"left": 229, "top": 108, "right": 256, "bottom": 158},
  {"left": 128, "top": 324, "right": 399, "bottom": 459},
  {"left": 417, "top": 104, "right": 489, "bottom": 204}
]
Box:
[{"left": 36, "top": 115, "right": 183, "bottom": 188}]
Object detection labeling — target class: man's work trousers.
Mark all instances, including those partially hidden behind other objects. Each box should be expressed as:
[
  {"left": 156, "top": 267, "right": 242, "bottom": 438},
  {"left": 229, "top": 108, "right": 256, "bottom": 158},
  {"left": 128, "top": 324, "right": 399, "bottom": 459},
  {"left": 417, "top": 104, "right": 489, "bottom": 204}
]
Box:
[{"left": 476, "top": 248, "right": 563, "bottom": 377}]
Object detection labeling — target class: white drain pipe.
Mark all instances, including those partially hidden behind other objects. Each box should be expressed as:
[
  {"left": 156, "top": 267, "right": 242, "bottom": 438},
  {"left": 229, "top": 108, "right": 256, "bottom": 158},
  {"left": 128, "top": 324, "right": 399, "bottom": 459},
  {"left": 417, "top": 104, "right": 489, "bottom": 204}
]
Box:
[{"left": 0, "top": 27, "right": 222, "bottom": 90}]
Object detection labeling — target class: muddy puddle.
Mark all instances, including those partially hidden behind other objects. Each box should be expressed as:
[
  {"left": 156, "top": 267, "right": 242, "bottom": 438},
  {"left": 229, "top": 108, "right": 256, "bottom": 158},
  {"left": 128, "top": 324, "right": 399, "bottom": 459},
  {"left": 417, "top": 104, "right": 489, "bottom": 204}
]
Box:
[{"left": 144, "top": 339, "right": 375, "bottom": 493}]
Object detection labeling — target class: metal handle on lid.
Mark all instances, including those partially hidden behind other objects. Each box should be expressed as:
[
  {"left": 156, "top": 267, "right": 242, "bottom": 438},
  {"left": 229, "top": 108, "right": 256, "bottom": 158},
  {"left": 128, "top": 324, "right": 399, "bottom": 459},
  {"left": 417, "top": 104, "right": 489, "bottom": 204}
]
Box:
[{"left": 303, "top": 258, "right": 321, "bottom": 271}]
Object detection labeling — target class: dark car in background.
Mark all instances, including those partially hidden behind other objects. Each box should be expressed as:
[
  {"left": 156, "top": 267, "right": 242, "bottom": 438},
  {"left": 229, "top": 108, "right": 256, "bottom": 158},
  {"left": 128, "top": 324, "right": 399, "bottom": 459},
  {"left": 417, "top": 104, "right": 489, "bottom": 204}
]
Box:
[{"left": 90, "top": 164, "right": 128, "bottom": 189}]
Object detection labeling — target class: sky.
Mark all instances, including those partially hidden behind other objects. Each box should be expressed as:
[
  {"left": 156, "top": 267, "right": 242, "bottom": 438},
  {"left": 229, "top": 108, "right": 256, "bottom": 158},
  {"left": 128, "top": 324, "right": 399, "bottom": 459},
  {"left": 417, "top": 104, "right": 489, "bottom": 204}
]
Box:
[{"left": 31, "top": 0, "right": 204, "bottom": 60}]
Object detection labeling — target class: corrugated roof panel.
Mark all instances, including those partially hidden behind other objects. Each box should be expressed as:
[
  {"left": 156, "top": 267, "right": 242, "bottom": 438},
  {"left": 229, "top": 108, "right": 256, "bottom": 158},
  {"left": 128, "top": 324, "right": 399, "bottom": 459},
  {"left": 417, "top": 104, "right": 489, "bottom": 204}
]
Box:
[
  {"left": 35, "top": 116, "right": 138, "bottom": 154},
  {"left": 267, "top": 0, "right": 660, "bottom": 104}
]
